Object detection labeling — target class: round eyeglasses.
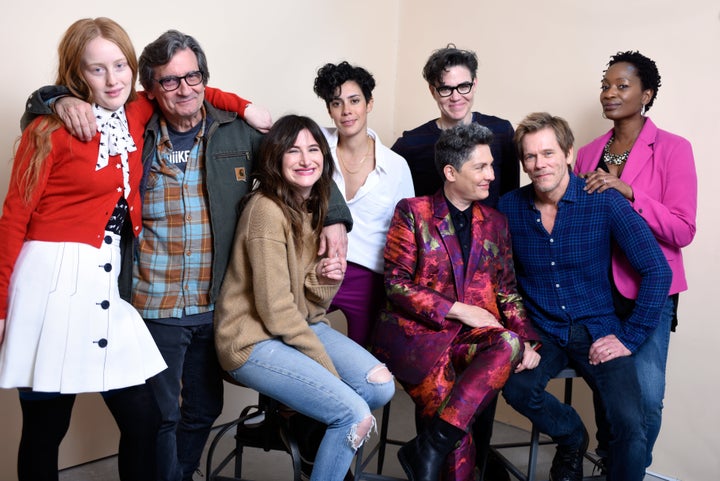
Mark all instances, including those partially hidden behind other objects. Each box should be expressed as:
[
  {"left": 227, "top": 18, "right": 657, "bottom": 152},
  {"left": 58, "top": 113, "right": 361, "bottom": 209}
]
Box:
[
  {"left": 434, "top": 81, "right": 474, "bottom": 98},
  {"left": 154, "top": 70, "right": 205, "bottom": 92}
]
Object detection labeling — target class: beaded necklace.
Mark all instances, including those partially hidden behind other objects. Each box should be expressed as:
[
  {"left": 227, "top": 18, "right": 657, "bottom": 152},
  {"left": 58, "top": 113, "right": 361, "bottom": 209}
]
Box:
[{"left": 602, "top": 135, "right": 630, "bottom": 166}]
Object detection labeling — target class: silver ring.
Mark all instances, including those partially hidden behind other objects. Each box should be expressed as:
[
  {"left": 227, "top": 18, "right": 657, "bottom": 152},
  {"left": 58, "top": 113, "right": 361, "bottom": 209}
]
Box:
[{"left": 603, "top": 178, "right": 607, "bottom": 185}]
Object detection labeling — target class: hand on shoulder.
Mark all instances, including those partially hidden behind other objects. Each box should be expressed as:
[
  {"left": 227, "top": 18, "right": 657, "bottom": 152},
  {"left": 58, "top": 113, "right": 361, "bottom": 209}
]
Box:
[
  {"left": 244, "top": 103, "right": 273, "bottom": 133},
  {"left": 54, "top": 96, "right": 96, "bottom": 141}
]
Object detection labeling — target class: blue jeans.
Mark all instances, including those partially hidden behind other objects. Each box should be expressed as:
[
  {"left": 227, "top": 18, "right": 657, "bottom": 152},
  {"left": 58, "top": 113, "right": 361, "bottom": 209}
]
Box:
[
  {"left": 229, "top": 322, "right": 395, "bottom": 481},
  {"left": 502, "top": 325, "right": 647, "bottom": 481},
  {"left": 637, "top": 297, "right": 673, "bottom": 466},
  {"left": 146, "top": 322, "right": 224, "bottom": 481},
  {"left": 594, "top": 296, "right": 674, "bottom": 466}
]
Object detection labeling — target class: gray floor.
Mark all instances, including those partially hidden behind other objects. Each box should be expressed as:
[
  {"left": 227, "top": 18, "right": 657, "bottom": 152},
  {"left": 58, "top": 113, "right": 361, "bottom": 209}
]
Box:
[{"left": 58, "top": 388, "right": 665, "bottom": 481}]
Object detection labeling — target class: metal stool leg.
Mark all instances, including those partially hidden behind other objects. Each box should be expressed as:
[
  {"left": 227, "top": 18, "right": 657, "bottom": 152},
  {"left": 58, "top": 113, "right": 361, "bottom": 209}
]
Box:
[
  {"left": 205, "top": 393, "right": 304, "bottom": 481},
  {"left": 526, "top": 424, "right": 540, "bottom": 481},
  {"left": 376, "top": 402, "right": 391, "bottom": 473},
  {"left": 353, "top": 400, "right": 406, "bottom": 481},
  {"left": 490, "top": 368, "right": 583, "bottom": 481}
]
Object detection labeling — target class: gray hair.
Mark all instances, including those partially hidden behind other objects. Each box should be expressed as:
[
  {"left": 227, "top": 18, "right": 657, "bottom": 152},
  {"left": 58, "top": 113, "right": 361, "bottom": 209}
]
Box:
[
  {"left": 138, "top": 30, "right": 209, "bottom": 91},
  {"left": 435, "top": 122, "right": 494, "bottom": 176}
]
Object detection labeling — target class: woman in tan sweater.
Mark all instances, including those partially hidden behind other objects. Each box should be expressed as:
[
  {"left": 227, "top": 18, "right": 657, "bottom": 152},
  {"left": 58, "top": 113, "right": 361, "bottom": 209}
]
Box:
[{"left": 214, "top": 115, "right": 395, "bottom": 481}]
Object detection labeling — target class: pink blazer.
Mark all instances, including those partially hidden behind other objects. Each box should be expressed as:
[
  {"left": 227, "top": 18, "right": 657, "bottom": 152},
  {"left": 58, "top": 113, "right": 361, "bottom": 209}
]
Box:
[{"left": 575, "top": 118, "right": 697, "bottom": 298}]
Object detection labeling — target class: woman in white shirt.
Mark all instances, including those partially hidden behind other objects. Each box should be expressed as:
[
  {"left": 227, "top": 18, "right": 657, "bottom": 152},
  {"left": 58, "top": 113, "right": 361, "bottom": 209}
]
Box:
[{"left": 313, "top": 62, "right": 415, "bottom": 347}]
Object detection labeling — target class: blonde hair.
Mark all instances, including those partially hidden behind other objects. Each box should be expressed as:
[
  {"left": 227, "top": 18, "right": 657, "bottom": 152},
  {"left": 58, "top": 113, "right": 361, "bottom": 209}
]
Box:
[{"left": 17, "top": 17, "right": 138, "bottom": 203}]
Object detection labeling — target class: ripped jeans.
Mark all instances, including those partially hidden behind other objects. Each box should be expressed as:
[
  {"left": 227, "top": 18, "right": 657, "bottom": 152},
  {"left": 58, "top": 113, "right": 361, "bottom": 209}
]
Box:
[{"left": 228, "top": 322, "right": 395, "bottom": 481}]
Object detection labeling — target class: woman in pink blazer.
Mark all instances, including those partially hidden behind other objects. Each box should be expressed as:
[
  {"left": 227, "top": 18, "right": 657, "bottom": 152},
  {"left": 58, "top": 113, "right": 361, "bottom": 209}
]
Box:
[{"left": 574, "top": 50, "right": 697, "bottom": 469}]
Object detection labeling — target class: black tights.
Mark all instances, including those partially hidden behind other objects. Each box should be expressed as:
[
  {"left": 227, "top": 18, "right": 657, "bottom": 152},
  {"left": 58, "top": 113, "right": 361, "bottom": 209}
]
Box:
[{"left": 17, "top": 384, "right": 161, "bottom": 481}]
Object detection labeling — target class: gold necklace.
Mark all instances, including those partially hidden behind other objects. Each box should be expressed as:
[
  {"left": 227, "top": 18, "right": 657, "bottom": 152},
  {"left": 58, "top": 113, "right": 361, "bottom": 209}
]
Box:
[{"left": 337, "top": 135, "right": 373, "bottom": 175}]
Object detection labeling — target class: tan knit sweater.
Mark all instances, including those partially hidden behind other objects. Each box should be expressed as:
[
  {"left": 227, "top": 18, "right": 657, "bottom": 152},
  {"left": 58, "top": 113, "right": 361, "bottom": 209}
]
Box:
[{"left": 214, "top": 194, "right": 341, "bottom": 377}]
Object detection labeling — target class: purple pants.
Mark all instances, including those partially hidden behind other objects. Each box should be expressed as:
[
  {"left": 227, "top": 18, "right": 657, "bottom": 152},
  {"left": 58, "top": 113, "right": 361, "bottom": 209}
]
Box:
[
  {"left": 405, "top": 327, "right": 523, "bottom": 481},
  {"left": 328, "top": 262, "right": 385, "bottom": 347}
]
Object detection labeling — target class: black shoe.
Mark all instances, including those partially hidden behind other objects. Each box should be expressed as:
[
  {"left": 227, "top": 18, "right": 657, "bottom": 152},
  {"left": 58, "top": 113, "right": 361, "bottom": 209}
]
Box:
[
  {"left": 549, "top": 428, "right": 589, "bottom": 481},
  {"left": 397, "top": 417, "right": 466, "bottom": 481},
  {"left": 483, "top": 451, "right": 510, "bottom": 481},
  {"left": 286, "top": 412, "right": 326, "bottom": 464},
  {"left": 287, "top": 413, "right": 325, "bottom": 481}
]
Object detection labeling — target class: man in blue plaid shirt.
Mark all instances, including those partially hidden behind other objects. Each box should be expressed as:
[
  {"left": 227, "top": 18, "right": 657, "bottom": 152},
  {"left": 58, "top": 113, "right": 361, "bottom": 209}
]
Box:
[{"left": 498, "top": 112, "right": 671, "bottom": 481}]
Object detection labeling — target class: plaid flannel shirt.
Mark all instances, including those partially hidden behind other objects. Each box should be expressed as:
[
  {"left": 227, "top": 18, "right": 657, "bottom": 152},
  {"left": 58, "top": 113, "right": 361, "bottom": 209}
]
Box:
[
  {"left": 132, "top": 113, "right": 214, "bottom": 320},
  {"left": 498, "top": 173, "right": 671, "bottom": 352}
]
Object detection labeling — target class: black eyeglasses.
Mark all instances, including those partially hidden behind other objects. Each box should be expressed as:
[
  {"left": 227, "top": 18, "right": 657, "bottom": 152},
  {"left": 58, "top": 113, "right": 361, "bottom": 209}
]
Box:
[
  {"left": 154, "top": 70, "right": 205, "bottom": 92},
  {"left": 434, "top": 81, "right": 474, "bottom": 98}
]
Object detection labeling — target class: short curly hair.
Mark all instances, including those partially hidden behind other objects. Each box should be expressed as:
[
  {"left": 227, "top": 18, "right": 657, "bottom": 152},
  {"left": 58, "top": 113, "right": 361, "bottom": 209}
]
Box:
[
  {"left": 313, "top": 61, "right": 375, "bottom": 107},
  {"left": 422, "top": 44, "right": 478, "bottom": 86},
  {"left": 607, "top": 50, "right": 662, "bottom": 111},
  {"left": 435, "top": 122, "right": 493, "bottom": 176}
]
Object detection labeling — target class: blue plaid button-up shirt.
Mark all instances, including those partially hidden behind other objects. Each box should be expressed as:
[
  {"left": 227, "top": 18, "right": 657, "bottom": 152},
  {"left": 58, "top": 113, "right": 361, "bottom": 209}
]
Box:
[
  {"left": 498, "top": 173, "right": 671, "bottom": 352},
  {"left": 132, "top": 113, "right": 213, "bottom": 320}
]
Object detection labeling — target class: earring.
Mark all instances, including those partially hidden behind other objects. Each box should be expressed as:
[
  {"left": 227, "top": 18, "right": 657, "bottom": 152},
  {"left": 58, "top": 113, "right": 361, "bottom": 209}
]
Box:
[
  {"left": 641, "top": 104, "right": 646, "bottom": 116},
  {"left": 602, "top": 111, "right": 607, "bottom": 119}
]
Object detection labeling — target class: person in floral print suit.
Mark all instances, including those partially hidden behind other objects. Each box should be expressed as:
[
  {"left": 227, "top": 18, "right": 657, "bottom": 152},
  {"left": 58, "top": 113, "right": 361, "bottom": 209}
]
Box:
[{"left": 372, "top": 122, "right": 540, "bottom": 481}]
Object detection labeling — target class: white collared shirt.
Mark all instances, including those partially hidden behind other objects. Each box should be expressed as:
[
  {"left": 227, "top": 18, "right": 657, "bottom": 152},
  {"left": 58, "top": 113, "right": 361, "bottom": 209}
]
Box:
[{"left": 324, "top": 127, "right": 415, "bottom": 273}]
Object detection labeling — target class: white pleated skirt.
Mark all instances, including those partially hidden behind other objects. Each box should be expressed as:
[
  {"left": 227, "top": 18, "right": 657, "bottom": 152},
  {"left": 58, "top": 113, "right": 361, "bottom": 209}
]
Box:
[{"left": 0, "top": 233, "right": 167, "bottom": 394}]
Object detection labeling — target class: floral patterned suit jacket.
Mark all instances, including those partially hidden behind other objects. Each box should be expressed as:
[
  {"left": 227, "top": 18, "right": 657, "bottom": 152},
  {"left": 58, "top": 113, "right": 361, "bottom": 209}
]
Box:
[{"left": 372, "top": 191, "right": 539, "bottom": 385}]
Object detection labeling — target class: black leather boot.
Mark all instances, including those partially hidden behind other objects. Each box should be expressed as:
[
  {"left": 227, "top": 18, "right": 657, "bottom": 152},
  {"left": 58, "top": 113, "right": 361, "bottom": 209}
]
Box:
[
  {"left": 397, "top": 416, "right": 466, "bottom": 481},
  {"left": 549, "top": 427, "right": 589, "bottom": 481}
]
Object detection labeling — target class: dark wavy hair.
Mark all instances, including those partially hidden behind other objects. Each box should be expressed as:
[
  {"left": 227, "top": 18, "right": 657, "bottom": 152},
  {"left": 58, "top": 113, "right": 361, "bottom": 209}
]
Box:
[
  {"left": 313, "top": 61, "right": 375, "bottom": 107},
  {"left": 435, "top": 122, "right": 494, "bottom": 176},
  {"left": 249, "top": 115, "right": 335, "bottom": 244},
  {"left": 607, "top": 50, "right": 661, "bottom": 111},
  {"left": 422, "top": 43, "right": 478, "bottom": 86}
]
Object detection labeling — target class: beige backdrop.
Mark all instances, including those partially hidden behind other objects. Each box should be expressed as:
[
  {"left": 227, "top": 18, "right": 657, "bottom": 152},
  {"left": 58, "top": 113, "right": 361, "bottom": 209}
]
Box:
[{"left": 0, "top": 1, "right": 717, "bottom": 480}]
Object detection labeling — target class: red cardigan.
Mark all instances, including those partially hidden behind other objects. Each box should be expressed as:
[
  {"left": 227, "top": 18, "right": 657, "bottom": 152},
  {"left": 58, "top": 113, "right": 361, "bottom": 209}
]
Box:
[{"left": 0, "top": 89, "right": 250, "bottom": 319}]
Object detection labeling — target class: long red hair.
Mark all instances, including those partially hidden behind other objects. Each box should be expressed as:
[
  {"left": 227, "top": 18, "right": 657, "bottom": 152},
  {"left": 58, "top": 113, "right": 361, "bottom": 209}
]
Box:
[{"left": 17, "top": 17, "right": 138, "bottom": 203}]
